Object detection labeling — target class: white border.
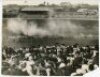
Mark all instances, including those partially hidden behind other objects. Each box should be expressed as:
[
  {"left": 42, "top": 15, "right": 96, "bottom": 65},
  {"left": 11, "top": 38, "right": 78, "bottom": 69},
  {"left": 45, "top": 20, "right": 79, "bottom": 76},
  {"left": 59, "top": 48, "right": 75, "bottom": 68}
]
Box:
[
  {"left": 0, "top": 0, "right": 2, "bottom": 76},
  {"left": 0, "top": 0, "right": 100, "bottom": 77}
]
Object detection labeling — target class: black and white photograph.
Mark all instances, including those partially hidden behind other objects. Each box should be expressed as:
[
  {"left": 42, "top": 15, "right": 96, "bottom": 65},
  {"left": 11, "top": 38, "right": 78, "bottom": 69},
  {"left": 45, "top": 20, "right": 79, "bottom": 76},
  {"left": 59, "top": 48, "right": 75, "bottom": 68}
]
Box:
[{"left": 2, "top": 0, "right": 99, "bottom": 76}]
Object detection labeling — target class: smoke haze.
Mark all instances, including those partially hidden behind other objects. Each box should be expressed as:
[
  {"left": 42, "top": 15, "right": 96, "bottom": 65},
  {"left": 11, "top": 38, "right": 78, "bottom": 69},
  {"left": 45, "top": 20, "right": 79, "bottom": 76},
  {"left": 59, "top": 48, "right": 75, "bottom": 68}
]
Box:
[{"left": 7, "top": 18, "right": 98, "bottom": 39}]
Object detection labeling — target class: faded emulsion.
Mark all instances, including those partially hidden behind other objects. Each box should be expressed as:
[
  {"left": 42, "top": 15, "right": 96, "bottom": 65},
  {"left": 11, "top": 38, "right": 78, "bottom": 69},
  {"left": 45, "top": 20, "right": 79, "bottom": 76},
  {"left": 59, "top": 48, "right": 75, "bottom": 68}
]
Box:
[{"left": 2, "top": 1, "right": 99, "bottom": 76}]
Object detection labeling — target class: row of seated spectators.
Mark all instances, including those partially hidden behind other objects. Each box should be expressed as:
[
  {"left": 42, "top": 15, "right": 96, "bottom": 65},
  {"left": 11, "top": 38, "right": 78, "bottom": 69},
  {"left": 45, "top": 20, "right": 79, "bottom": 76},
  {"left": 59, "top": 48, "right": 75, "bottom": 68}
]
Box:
[{"left": 2, "top": 43, "right": 99, "bottom": 76}]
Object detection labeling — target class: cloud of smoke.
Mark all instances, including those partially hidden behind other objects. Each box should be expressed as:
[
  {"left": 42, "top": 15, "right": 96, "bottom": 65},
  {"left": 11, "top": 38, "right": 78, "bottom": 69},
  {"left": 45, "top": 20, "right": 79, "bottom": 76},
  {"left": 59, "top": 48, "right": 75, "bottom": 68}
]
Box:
[
  {"left": 7, "top": 18, "right": 97, "bottom": 38},
  {"left": 7, "top": 18, "right": 50, "bottom": 37},
  {"left": 47, "top": 19, "right": 83, "bottom": 37}
]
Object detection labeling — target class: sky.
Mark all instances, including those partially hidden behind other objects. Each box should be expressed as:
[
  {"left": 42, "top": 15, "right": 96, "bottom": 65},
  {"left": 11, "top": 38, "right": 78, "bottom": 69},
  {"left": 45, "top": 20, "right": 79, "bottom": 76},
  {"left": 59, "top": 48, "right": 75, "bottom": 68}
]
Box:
[{"left": 3, "top": 0, "right": 99, "bottom": 5}]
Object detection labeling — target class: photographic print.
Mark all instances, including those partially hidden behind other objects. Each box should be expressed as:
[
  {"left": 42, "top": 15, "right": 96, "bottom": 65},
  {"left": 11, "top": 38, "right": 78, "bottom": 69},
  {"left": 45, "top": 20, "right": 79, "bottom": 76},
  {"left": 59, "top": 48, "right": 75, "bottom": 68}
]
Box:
[{"left": 2, "top": 0, "right": 99, "bottom": 76}]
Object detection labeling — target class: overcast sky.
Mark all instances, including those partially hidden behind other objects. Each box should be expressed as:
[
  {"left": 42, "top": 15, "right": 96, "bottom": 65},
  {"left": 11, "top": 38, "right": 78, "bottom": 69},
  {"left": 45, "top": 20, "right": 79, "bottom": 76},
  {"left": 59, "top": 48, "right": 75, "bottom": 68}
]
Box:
[{"left": 3, "top": 0, "right": 99, "bottom": 5}]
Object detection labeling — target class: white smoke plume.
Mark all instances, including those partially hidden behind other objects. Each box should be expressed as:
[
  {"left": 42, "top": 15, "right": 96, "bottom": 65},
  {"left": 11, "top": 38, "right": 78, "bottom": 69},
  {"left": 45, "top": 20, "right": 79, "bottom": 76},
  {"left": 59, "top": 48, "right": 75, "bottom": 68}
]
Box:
[{"left": 7, "top": 18, "right": 96, "bottom": 38}]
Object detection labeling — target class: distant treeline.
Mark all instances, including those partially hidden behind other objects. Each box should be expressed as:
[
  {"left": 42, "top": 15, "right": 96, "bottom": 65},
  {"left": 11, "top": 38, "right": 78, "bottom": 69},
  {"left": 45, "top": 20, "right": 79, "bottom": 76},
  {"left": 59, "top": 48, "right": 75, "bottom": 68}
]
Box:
[
  {"left": 3, "top": 3, "right": 98, "bottom": 18},
  {"left": 3, "top": 2, "right": 98, "bottom": 12}
]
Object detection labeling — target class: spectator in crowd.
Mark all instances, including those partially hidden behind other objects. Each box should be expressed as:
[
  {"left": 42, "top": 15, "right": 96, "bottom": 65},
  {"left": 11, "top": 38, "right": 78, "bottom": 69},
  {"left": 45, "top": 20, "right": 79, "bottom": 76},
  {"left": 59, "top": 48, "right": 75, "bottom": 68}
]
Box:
[{"left": 2, "top": 43, "right": 99, "bottom": 76}]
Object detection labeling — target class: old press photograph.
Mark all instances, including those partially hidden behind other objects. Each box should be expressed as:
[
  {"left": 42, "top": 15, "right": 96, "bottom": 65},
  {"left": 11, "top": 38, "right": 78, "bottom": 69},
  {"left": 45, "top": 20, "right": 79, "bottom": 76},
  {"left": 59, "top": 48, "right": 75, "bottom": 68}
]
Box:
[{"left": 2, "top": 0, "right": 99, "bottom": 76}]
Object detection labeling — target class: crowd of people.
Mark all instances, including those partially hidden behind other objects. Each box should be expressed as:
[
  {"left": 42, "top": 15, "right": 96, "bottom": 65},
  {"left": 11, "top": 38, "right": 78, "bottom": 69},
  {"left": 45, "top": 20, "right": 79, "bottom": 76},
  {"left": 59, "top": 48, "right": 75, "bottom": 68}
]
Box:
[{"left": 2, "top": 43, "right": 99, "bottom": 76}]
